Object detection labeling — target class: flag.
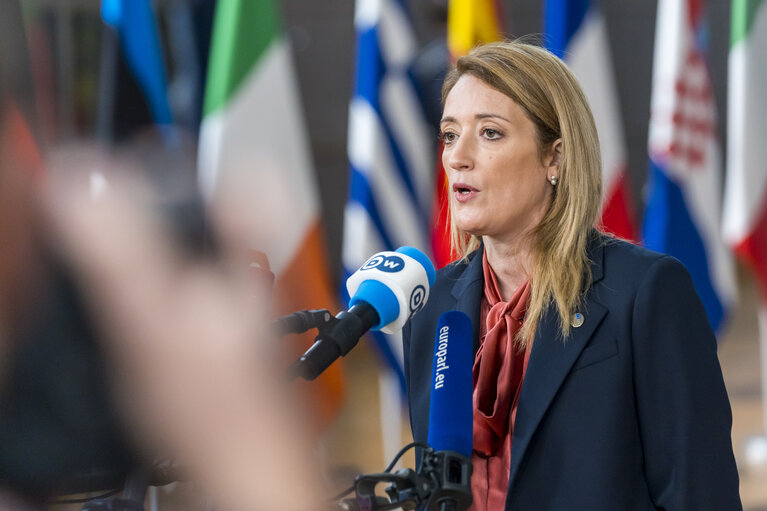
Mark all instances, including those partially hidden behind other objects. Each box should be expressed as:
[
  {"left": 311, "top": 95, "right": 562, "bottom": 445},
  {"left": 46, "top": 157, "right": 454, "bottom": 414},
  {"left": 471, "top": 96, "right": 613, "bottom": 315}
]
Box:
[
  {"left": 342, "top": 0, "right": 435, "bottom": 394},
  {"left": 544, "top": 0, "right": 636, "bottom": 241},
  {"left": 643, "top": 0, "right": 736, "bottom": 333},
  {"left": 101, "top": 0, "right": 172, "bottom": 125},
  {"left": 722, "top": 0, "right": 767, "bottom": 452},
  {"left": 431, "top": 0, "right": 503, "bottom": 268},
  {"left": 447, "top": 0, "right": 504, "bottom": 58},
  {"left": 0, "top": 0, "right": 42, "bottom": 180},
  {"left": 198, "top": 0, "right": 343, "bottom": 426},
  {"left": 723, "top": 0, "right": 767, "bottom": 295}
]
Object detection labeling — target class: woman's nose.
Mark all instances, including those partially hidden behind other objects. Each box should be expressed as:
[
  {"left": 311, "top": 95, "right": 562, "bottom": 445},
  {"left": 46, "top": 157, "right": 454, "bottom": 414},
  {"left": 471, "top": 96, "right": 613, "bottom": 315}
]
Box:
[{"left": 445, "top": 136, "right": 474, "bottom": 171}]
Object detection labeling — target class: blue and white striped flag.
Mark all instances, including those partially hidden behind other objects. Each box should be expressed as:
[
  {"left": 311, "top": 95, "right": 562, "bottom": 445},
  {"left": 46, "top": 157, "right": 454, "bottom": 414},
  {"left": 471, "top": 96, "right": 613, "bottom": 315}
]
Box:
[{"left": 342, "top": 0, "right": 435, "bottom": 394}]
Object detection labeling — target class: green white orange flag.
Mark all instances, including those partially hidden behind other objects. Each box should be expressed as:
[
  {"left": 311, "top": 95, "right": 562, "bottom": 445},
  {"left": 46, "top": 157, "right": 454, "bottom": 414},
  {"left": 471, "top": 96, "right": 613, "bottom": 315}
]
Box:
[{"left": 198, "top": 0, "right": 343, "bottom": 426}]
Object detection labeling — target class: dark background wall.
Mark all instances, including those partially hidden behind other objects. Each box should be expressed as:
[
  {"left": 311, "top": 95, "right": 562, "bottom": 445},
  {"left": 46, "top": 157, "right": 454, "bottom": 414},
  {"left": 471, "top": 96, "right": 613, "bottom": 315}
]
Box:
[{"left": 281, "top": 0, "right": 733, "bottom": 283}]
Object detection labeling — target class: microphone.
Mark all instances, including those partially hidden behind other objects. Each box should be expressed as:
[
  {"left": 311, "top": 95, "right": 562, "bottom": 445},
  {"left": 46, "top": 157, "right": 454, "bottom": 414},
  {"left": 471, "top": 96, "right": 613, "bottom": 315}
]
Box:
[
  {"left": 333, "top": 311, "right": 472, "bottom": 510},
  {"left": 290, "top": 246, "right": 436, "bottom": 381},
  {"left": 423, "top": 310, "right": 473, "bottom": 511}
]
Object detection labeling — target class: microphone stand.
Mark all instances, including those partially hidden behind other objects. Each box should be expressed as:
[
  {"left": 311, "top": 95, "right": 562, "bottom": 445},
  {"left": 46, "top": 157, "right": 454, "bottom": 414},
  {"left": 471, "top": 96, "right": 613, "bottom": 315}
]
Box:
[
  {"left": 274, "top": 309, "right": 334, "bottom": 336},
  {"left": 77, "top": 463, "right": 180, "bottom": 511},
  {"left": 277, "top": 311, "right": 472, "bottom": 510},
  {"left": 336, "top": 446, "right": 472, "bottom": 511},
  {"left": 338, "top": 468, "right": 427, "bottom": 511},
  {"left": 276, "top": 308, "right": 378, "bottom": 382}
]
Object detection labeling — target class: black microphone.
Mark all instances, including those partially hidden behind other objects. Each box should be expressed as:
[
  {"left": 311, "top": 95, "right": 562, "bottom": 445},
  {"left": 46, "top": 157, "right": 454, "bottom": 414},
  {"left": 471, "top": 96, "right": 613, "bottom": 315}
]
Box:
[
  {"left": 423, "top": 310, "right": 474, "bottom": 511},
  {"left": 274, "top": 309, "right": 333, "bottom": 335},
  {"left": 289, "top": 247, "right": 436, "bottom": 381}
]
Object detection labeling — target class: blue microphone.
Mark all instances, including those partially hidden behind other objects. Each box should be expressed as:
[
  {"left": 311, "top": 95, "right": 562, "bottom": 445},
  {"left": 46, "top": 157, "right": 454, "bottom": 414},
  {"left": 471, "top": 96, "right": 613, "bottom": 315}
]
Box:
[
  {"left": 333, "top": 311, "right": 472, "bottom": 510},
  {"left": 423, "top": 310, "right": 473, "bottom": 511},
  {"left": 428, "top": 310, "right": 474, "bottom": 456},
  {"left": 292, "top": 247, "right": 435, "bottom": 381}
]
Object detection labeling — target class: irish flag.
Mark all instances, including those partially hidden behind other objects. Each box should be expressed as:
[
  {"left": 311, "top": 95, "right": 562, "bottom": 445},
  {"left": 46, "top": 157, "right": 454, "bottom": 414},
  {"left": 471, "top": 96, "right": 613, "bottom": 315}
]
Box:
[{"left": 198, "top": 0, "right": 343, "bottom": 426}]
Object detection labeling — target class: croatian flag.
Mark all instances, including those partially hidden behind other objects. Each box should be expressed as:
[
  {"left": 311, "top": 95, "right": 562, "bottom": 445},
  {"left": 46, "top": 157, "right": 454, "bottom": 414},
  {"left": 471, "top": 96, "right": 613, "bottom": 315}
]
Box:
[
  {"left": 343, "top": 0, "right": 435, "bottom": 393},
  {"left": 644, "top": 0, "right": 736, "bottom": 334},
  {"left": 544, "top": 0, "right": 636, "bottom": 241}
]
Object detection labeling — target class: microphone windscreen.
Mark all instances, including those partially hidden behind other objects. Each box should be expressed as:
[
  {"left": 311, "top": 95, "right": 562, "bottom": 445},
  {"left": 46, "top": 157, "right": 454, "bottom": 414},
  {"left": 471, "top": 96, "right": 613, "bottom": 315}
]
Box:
[
  {"left": 346, "top": 246, "right": 435, "bottom": 333},
  {"left": 427, "top": 310, "right": 473, "bottom": 457},
  {"left": 395, "top": 246, "right": 436, "bottom": 286}
]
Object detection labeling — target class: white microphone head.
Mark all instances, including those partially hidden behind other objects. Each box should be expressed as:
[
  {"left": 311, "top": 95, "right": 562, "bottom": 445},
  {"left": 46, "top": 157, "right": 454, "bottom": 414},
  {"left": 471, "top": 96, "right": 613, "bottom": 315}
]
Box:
[{"left": 346, "top": 247, "right": 436, "bottom": 333}]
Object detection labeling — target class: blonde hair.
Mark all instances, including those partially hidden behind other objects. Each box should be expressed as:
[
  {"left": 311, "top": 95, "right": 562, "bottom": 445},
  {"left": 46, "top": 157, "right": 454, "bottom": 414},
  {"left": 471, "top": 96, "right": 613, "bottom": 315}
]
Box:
[{"left": 442, "top": 40, "right": 602, "bottom": 345}]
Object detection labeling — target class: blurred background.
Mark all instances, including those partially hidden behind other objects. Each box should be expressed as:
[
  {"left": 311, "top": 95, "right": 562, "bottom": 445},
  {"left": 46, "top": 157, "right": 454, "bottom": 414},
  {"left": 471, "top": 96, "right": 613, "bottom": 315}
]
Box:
[{"left": 1, "top": 0, "right": 766, "bottom": 509}]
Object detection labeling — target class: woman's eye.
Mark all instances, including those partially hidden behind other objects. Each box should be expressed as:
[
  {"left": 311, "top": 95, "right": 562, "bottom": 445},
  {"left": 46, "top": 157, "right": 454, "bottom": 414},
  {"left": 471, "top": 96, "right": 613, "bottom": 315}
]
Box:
[
  {"left": 439, "top": 131, "right": 457, "bottom": 144},
  {"left": 482, "top": 128, "right": 501, "bottom": 140}
]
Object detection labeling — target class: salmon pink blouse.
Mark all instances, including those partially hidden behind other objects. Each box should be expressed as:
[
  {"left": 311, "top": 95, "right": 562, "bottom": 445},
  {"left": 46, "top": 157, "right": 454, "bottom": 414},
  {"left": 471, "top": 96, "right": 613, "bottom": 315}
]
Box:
[{"left": 470, "top": 252, "right": 532, "bottom": 511}]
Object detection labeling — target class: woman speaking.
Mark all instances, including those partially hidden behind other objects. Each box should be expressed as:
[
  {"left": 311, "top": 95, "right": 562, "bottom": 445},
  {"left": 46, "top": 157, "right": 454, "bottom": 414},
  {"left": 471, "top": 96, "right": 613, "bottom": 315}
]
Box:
[{"left": 403, "top": 41, "right": 741, "bottom": 511}]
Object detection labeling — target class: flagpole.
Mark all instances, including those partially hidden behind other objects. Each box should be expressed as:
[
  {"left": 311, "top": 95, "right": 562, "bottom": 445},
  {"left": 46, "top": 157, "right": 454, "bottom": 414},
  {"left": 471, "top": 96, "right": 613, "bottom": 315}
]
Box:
[
  {"left": 746, "top": 303, "right": 767, "bottom": 467},
  {"left": 760, "top": 306, "right": 767, "bottom": 437},
  {"left": 96, "top": 23, "right": 118, "bottom": 145},
  {"left": 378, "top": 367, "right": 405, "bottom": 469},
  {"left": 165, "top": 0, "right": 200, "bottom": 134},
  {"left": 55, "top": 1, "right": 74, "bottom": 140}
]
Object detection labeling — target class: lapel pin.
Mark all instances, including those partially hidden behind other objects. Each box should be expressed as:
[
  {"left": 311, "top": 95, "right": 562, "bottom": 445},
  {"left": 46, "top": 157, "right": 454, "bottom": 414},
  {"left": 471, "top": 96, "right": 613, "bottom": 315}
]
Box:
[{"left": 571, "top": 312, "right": 584, "bottom": 328}]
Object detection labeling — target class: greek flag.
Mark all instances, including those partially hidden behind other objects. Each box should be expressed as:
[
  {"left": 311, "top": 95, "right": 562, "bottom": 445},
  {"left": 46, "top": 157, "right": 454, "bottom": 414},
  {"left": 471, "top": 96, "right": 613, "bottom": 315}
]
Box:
[{"left": 342, "top": 0, "right": 435, "bottom": 394}]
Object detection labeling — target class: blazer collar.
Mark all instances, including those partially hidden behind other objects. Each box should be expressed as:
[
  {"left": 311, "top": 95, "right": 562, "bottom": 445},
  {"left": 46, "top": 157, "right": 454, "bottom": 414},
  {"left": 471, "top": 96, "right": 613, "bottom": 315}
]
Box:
[
  {"left": 450, "top": 248, "right": 485, "bottom": 354},
  {"left": 450, "top": 248, "right": 485, "bottom": 301},
  {"left": 448, "top": 232, "right": 606, "bottom": 356},
  {"left": 452, "top": 231, "right": 606, "bottom": 294},
  {"left": 507, "top": 232, "right": 608, "bottom": 490},
  {"left": 589, "top": 231, "right": 605, "bottom": 285}
]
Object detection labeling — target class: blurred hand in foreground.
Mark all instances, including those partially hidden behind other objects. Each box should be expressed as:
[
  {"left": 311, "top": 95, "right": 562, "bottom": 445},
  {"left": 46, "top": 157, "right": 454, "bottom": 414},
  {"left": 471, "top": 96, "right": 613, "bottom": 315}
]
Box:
[{"left": 46, "top": 151, "right": 322, "bottom": 511}]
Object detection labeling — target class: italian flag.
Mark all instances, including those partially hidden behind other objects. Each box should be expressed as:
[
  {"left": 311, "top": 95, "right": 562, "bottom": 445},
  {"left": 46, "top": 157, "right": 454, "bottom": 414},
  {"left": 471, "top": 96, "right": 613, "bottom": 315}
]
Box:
[
  {"left": 723, "top": 0, "right": 767, "bottom": 294},
  {"left": 722, "top": 0, "right": 767, "bottom": 440},
  {"left": 198, "top": 0, "right": 343, "bottom": 426}
]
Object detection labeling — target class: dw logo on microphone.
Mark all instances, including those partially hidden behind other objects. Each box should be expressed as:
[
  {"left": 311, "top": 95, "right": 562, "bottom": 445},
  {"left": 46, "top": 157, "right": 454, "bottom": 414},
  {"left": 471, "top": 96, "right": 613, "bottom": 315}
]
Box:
[
  {"left": 409, "top": 285, "right": 426, "bottom": 313},
  {"left": 360, "top": 254, "right": 405, "bottom": 273}
]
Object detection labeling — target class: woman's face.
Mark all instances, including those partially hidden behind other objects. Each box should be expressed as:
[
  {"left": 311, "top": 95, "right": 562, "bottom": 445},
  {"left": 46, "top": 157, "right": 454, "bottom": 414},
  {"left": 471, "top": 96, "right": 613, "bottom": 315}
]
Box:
[{"left": 440, "top": 74, "right": 558, "bottom": 243}]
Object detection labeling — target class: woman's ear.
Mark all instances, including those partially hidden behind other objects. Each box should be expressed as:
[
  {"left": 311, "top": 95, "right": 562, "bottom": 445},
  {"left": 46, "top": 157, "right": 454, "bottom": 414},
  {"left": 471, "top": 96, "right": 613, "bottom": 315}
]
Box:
[
  {"left": 544, "top": 139, "right": 562, "bottom": 186},
  {"left": 547, "top": 138, "right": 563, "bottom": 169}
]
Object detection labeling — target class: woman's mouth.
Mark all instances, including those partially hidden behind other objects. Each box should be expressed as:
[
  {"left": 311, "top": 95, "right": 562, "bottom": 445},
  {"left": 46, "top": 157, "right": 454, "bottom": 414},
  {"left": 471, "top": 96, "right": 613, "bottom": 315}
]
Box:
[{"left": 453, "top": 183, "right": 478, "bottom": 202}]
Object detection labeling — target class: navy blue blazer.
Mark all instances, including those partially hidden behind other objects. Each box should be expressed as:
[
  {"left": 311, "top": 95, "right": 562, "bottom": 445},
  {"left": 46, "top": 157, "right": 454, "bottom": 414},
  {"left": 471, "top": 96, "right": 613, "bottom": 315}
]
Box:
[{"left": 403, "top": 233, "right": 742, "bottom": 510}]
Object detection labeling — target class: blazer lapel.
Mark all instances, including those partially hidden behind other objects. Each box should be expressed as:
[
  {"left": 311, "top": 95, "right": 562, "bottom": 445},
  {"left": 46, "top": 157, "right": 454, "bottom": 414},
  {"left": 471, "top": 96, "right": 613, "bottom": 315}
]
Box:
[
  {"left": 451, "top": 248, "right": 485, "bottom": 354},
  {"left": 507, "top": 236, "right": 608, "bottom": 489}
]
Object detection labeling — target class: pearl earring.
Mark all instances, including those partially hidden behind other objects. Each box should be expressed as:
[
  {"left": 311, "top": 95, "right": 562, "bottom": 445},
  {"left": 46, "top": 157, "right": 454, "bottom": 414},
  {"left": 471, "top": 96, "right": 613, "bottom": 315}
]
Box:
[{"left": 550, "top": 175, "right": 558, "bottom": 186}]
